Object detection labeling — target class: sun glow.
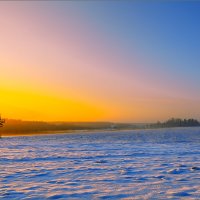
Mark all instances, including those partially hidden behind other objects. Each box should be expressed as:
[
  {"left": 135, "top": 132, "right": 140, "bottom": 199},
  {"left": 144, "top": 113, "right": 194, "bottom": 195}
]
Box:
[{"left": 0, "top": 84, "right": 109, "bottom": 121}]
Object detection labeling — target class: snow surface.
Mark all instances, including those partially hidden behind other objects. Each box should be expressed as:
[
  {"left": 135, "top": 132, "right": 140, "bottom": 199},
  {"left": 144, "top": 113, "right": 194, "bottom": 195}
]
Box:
[{"left": 1, "top": 127, "right": 200, "bottom": 199}]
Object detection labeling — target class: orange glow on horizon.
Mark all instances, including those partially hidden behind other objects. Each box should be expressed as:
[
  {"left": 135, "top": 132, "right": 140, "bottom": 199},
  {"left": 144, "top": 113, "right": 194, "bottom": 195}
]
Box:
[{"left": 0, "top": 85, "right": 109, "bottom": 122}]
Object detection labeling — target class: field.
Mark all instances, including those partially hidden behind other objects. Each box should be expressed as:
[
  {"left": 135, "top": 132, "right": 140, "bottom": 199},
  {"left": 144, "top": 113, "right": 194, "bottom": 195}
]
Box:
[{"left": 1, "top": 128, "right": 200, "bottom": 199}]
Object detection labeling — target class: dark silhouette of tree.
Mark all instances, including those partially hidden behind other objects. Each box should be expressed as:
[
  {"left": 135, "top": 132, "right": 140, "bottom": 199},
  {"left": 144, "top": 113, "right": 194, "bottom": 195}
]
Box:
[{"left": 0, "top": 115, "right": 5, "bottom": 127}]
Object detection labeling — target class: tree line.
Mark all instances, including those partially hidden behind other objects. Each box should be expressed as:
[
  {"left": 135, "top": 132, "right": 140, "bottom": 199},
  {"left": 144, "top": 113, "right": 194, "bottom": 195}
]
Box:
[
  {"left": 150, "top": 118, "right": 200, "bottom": 128},
  {"left": 1, "top": 117, "right": 200, "bottom": 135}
]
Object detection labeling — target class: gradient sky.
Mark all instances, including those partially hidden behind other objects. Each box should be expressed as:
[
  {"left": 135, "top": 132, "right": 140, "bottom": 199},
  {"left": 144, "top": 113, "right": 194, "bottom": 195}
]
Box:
[{"left": 0, "top": 1, "right": 200, "bottom": 122}]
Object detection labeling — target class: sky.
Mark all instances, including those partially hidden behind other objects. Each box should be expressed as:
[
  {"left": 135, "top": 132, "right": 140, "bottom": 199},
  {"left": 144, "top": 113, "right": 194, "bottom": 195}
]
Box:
[{"left": 0, "top": 1, "right": 200, "bottom": 122}]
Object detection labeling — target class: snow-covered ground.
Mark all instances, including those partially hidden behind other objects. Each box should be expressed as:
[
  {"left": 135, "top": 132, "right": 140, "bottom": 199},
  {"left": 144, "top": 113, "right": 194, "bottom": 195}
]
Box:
[{"left": 1, "top": 127, "right": 200, "bottom": 199}]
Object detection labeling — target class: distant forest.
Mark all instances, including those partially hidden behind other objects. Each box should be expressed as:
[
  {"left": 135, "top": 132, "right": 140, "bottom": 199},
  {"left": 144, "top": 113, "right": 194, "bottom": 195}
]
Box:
[
  {"left": 149, "top": 118, "right": 200, "bottom": 128},
  {"left": 0, "top": 118, "right": 200, "bottom": 135},
  {"left": 0, "top": 119, "right": 130, "bottom": 134}
]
